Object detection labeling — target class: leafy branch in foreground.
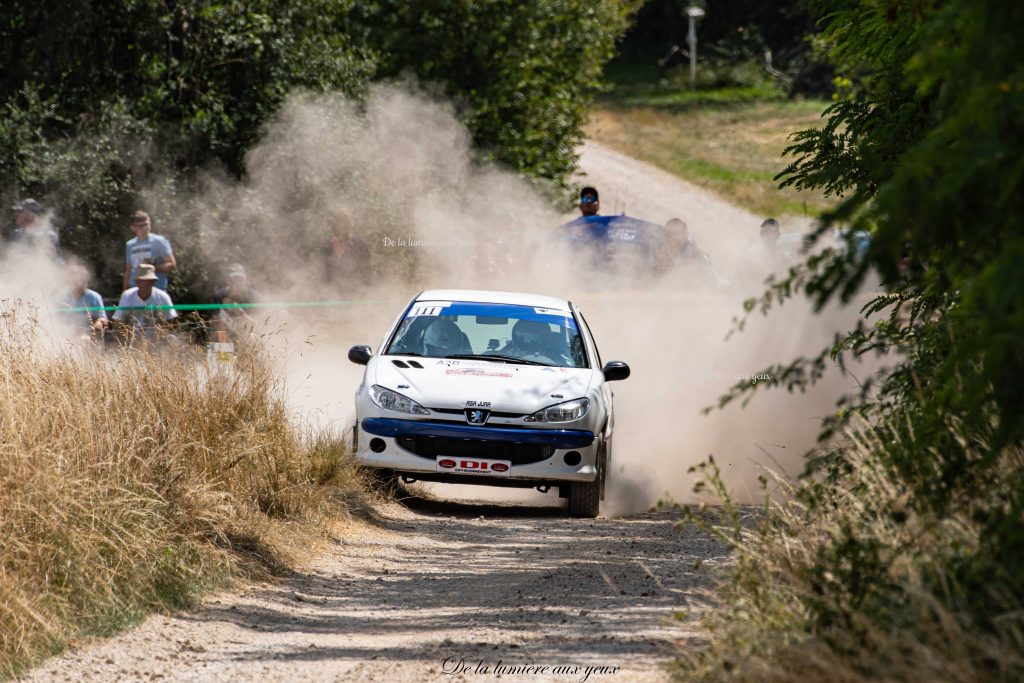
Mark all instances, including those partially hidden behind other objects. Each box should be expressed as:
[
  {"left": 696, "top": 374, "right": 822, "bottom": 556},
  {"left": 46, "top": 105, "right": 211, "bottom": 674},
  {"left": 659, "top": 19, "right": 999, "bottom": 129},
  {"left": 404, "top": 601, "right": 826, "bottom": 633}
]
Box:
[{"left": 687, "top": 0, "right": 1024, "bottom": 679}]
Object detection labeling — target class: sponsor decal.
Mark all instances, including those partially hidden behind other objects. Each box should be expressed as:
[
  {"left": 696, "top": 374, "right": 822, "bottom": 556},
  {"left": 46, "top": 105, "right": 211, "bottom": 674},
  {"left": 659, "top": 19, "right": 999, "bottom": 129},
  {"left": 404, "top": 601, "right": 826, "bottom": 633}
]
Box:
[
  {"left": 534, "top": 307, "right": 570, "bottom": 316},
  {"left": 445, "top": 367, "right": 513, "bottom": 378},
  {"left": 435, "top": 456, "right": 512, "bottom": 476}
]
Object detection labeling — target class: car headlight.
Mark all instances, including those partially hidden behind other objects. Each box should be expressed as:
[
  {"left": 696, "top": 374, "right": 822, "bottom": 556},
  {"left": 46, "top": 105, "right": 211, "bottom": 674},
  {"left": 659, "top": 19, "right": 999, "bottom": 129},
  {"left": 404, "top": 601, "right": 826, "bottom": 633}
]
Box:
[
  {"left": 524, "top": 398, "right": 590, "bottom": 423},
  {"left": 369, "top": 385, "right": 431, "bottom": 415}
]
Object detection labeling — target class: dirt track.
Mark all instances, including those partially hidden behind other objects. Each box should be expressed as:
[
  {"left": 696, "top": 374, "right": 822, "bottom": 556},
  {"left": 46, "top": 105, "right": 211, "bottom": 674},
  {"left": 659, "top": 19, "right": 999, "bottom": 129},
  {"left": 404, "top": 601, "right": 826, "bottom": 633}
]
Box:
[
  {"left": 22, "top": 142, "right": 761, "bottom": 682},
  {"left": 23, "top": 495, "right": 729, "bottom": 682}
]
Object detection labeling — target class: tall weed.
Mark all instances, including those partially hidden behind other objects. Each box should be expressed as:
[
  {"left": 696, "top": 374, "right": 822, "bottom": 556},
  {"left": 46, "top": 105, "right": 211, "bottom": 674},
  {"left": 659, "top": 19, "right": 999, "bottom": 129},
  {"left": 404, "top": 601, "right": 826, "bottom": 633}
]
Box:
[
  {"left": 0, "top": 306, "right": 361, "bottom": 677},
  {"left": 679, "top": 423, "right": 1024, "bottom": 682}
]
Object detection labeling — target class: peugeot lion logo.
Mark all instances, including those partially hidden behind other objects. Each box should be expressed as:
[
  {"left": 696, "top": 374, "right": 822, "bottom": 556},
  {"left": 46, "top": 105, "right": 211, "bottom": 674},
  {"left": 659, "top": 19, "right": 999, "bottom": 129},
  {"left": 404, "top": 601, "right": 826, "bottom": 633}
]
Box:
[{"left": 465, "top": 409, "right": 489, "bottom": 425}]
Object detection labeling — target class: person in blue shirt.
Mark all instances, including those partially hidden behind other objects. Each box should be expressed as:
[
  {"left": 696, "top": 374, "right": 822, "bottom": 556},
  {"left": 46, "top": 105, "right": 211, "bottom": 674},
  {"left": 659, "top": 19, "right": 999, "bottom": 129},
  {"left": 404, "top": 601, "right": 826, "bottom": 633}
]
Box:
[
  {"left": 59, "top": 261, "right": 108, "bottom": 336},
  {"left": 123, "top": 210, "right": 176, "bottom": 292}
]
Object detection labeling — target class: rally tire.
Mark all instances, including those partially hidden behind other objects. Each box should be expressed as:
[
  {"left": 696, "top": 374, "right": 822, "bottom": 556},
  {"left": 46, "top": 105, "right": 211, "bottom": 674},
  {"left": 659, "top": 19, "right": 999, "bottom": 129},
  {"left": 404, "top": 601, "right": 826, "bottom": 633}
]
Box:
[{"left": 568, "top": 479, "right": 601, "bottom": 518}]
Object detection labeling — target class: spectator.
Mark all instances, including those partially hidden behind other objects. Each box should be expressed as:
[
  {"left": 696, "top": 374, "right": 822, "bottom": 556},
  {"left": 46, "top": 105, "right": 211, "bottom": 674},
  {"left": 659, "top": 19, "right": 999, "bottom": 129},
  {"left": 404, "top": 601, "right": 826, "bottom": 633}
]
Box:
[
  {"left": 58, "top": 261, "right": 108, "bottom": 335},
  {"left": 10, "top": 198, "right": 62, "bottom": 258},
  {"left": 212, "top": 263, "right": 261, "bottom": 336},
  {"left": 123, "top": 210, "right": 176, "bottom": 292},
  {"left": 754, "top": 218, "right": 781, "bottom": 254},
  {"left": 578, "top": 186, "right": 600, "bottom": 217},
  {"left": 660, "top": 217, "right": 725, "bottom": 286},
  {"left": 664, "top": 217, "right": 710, "bottom": 263},
  {"left": 322, "top": 207, "right": 371, "bottom": 286},
  {"left": 735, "top": 218, "right": 786, "bottom": 288},
  {"left": 112, "top": 263, "right": 177, "bottom": 341}
]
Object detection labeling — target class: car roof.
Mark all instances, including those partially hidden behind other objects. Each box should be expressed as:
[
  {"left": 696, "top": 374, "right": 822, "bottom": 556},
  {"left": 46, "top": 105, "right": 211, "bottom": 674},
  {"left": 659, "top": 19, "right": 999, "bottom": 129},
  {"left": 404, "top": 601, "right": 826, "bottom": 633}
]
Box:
[{"left": 416, "top": 289, "right": 572, "bottom": 312}]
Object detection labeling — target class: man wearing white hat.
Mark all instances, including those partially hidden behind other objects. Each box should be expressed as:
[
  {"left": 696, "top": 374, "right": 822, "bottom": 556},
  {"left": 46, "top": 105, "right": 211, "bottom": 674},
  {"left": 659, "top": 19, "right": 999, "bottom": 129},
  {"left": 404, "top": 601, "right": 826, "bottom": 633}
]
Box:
[{"left": 112, "top": 263, "right": 177, "bottom": 340}]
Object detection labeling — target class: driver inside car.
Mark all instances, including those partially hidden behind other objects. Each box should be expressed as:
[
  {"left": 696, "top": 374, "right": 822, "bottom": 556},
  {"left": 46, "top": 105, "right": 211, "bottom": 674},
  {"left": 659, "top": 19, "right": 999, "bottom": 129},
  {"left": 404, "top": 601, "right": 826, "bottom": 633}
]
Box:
[
  {"left": 499, "top": 319, "right": 560, "bottom": 361},
  {"left": 422, "top": 318, "right": 469, "bottom": 356}
]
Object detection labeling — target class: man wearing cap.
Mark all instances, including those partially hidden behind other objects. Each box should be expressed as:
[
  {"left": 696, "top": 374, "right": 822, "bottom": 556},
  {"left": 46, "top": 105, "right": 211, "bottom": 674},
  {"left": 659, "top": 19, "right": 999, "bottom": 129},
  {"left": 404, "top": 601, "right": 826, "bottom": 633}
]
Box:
[
  {"left": 578, "top": 186, "right": 600, "bottom": 217},
  {"left": 123, "top": 210, "right": 176, "bottom": 292},
  {"left": 212, "top": 263, "right": 261, "bottom": 335},
  {"left": 10, "top": 198, "right": 62, "bottom": 258},
  {"left": 112, "top": 263, "right": 178, "bottom": 341}
]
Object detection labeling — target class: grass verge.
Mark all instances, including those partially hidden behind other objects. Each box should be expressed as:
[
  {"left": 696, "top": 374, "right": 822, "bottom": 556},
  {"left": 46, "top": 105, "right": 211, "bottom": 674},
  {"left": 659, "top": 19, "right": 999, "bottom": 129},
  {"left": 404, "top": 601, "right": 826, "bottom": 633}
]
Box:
[
  {"left": 0, "top": 306, "right": 366, "bottom": 678},
  {"left": 675, "top": 424, "right": 1024, "bottom": 682},
  {"left": 588, "top": 63, "right": 832, "bottom": 218}
]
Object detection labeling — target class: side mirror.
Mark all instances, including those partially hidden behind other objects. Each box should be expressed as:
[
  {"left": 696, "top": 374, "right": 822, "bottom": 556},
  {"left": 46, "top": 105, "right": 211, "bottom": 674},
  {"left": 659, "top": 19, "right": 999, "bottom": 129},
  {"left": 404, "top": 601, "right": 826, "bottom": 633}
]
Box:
[
  {"left": 602, "top": 360, "right": 630, "bottom": 382},
  {"left": 348, "top": 345, "right": 372, "bottom": 365}
]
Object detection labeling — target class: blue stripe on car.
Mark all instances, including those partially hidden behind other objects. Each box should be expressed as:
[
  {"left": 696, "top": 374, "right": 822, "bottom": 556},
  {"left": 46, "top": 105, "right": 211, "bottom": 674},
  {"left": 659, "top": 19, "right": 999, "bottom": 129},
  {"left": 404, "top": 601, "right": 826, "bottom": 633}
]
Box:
[{"left": 361, "top": 418, "right": 594, "bottom": 449}]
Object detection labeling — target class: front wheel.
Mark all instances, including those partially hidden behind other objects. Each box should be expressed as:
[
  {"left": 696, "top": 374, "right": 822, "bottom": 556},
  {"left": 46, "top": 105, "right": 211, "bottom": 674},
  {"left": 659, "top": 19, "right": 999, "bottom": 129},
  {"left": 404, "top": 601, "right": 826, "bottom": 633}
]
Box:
[
  {"left": 568, "top": 440, "right": 604, "bottom": 518},
  {"left": 568, "top": 479, "right": 601, "bottom": 518}
]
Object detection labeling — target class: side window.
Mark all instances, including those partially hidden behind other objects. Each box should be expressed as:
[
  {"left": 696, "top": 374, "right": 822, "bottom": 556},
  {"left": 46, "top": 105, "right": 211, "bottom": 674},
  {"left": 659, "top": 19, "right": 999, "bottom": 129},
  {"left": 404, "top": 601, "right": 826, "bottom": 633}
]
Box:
[{"left": 577, "top": 311, "right": 601, "bottom": 367}]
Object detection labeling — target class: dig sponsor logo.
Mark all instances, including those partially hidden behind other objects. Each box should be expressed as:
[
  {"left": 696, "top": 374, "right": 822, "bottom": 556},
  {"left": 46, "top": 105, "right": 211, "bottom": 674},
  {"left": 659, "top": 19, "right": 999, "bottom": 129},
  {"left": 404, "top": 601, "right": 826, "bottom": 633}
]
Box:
[{"left": 434, "top": 457, "right": 512, "bottom": 476}]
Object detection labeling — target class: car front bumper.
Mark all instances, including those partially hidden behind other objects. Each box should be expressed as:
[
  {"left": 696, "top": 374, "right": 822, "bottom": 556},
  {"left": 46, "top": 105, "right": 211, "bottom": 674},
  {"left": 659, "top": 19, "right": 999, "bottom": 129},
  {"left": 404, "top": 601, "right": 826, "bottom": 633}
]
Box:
[{"left": 356, "top": 417, "right": 599, "bottom": 483}]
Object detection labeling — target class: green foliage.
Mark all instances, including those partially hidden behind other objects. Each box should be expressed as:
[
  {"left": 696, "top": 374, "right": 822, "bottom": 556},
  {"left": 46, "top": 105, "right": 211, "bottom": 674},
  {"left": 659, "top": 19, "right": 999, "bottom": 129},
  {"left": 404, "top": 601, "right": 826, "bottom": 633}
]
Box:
[
  {"left": 350, "top": 0, "right": 637, "bottom": 183},
  {"left": 696, "top": 0, "right": 1024, "bottom": 677},
  {"left": 2, "top": 1, "right": 633, "bottom": 300},
  {"left": 613, "top": 0, "right": 833, "bottom": 96},
  {"left": 1, "top": 0, "right": 373, "bottom": 301}
]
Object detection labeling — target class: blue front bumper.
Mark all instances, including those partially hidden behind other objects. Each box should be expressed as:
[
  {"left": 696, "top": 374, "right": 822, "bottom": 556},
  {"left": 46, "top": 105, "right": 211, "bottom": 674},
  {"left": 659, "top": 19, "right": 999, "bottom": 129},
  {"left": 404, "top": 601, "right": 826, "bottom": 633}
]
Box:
[{"left": 361, "top": 418, "right": 595, "bottom": 449}]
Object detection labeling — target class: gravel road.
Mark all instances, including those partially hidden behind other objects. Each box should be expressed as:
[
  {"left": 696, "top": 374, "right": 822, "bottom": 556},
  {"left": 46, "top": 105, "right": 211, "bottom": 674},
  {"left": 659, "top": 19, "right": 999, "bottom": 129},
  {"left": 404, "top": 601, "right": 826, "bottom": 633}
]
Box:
[
  {"left": 23, "top": 142, "right": 767, "bottom": 682},
  {"left": 23, "top": 496, "right": 730, "bottom": 682}
]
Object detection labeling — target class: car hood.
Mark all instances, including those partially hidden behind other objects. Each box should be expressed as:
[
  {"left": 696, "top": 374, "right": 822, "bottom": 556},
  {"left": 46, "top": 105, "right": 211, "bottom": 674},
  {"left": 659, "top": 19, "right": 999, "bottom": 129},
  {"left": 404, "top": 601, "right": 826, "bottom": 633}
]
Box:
[{"left": 373, "top": 357, "right": 594, "bottom": 414}]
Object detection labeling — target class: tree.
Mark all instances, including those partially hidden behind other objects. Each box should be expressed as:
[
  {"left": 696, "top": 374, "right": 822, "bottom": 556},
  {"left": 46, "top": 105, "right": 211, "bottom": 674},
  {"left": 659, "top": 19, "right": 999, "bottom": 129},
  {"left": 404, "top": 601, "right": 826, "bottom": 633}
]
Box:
[
  {"left": 720, "top": 0, "right": 1024, "bottom": 633},
  {"left": 349, "top": 0, "right": 636, "bottom": 183}
]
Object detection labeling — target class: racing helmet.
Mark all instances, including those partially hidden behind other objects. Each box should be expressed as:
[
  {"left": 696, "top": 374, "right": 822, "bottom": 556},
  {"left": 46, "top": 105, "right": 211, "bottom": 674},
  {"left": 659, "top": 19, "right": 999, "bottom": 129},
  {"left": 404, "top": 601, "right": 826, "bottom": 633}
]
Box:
[
  {"left": 512, "top": 319, "right": 550, "bottom": 350},
  {"left": 423, "top": 319, "right": 463, "bottom": 356}
]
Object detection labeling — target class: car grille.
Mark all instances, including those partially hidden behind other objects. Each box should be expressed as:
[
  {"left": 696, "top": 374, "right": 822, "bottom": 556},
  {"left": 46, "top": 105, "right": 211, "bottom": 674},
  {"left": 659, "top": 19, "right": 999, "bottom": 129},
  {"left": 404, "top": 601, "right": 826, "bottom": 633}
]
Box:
[
  {"left": 428, "top": 408, "right": 527, "bottom": 419},
  {"left": 395, "top": 435, "right": 555, "bottom": 465}
]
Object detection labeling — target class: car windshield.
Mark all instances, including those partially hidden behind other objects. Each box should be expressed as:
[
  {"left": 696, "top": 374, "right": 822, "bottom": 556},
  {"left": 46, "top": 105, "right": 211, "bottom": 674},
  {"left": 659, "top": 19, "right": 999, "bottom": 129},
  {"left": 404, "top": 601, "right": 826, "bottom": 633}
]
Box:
[{"left": 385, "top": 300, "right": 588, "bottom": 368}]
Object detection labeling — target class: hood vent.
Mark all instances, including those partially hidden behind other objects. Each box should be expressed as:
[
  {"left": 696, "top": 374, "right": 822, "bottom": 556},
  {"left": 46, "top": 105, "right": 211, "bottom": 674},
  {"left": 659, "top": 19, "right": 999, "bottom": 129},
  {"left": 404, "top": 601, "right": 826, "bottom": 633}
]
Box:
[{"left": 392, "top": 360, "right": 410, "bottom": 368}]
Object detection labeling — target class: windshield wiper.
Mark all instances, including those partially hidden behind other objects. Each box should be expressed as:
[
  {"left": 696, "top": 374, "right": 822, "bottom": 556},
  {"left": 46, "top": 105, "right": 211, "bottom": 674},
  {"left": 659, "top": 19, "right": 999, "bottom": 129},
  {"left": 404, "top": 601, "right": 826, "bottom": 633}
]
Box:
[
  {"left": 444, "top": 353, "right": 545, "bottom": 366},
  {"left": 389, "top": 351, "right": 423, "bottom": 357}
]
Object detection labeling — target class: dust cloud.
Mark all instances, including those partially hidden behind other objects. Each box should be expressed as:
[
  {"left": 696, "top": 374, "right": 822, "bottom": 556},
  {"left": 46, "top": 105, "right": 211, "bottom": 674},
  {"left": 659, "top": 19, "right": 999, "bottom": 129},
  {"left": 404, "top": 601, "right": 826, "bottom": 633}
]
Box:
[{"left": 13, "top": 84, "right": 875, "bottom": 514}]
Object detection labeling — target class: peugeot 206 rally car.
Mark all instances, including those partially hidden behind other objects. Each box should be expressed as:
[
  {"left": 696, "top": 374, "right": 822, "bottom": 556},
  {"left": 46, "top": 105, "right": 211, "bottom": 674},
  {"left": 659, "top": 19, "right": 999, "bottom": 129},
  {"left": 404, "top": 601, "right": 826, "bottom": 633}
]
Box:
[{"left": 348, "top": 290, "right": 630, "bottom": 517}]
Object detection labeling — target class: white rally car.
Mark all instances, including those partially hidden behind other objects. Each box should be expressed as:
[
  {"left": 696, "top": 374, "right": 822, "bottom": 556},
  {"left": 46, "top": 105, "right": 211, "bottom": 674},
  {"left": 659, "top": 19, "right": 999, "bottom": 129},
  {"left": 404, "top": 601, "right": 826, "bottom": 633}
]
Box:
[{"left": 348, "top": 289, "right": 630, "bottom": 517}]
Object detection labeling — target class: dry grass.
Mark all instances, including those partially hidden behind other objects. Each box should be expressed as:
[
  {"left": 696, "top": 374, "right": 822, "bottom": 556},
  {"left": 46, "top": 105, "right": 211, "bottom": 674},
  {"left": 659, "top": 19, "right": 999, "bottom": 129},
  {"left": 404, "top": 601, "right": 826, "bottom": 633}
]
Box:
[
  {"left": 677, "top": 423, "right": 1024, "bottom": 682},
  {"left": 585, "top": 99, "right": 832, "bottom": 218},
  {"left": 0, "top": 305, "right": 365, "bottom": 678}
]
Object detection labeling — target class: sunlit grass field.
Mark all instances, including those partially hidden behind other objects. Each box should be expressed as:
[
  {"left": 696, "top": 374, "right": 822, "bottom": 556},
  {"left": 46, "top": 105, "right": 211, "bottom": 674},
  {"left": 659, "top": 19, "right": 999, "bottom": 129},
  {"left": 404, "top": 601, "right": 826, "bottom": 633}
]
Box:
[{"left": 588, "top": 62, "right": 833, "bottom": 218}]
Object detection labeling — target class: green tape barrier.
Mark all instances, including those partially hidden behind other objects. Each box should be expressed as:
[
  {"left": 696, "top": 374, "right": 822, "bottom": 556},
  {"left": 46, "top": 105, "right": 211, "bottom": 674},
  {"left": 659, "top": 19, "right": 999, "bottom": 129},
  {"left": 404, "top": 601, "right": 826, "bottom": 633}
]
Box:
[{"left": 57, "top": 299, "right": 393, "bottom": 313}]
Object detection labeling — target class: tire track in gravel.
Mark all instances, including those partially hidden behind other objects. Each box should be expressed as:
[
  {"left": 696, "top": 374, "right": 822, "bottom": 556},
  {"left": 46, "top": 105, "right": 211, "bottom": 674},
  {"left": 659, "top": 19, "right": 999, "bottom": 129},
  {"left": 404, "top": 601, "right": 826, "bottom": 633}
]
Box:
[{"left": 22, "top": 496, "right": 731, "bottom": 682}]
